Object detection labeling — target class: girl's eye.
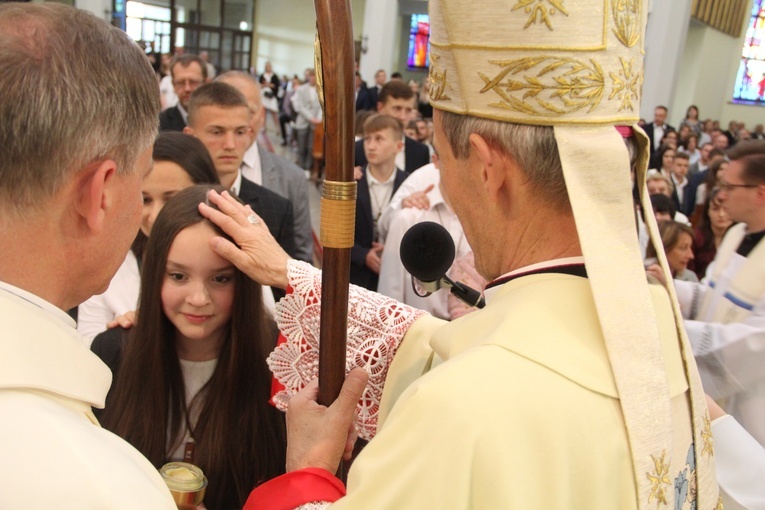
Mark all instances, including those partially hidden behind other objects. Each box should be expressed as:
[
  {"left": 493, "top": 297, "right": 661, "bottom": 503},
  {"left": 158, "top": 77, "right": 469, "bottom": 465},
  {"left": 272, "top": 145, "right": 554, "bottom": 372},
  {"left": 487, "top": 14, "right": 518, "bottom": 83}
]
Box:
[
  {"left": 212, "top": 275, "right": 232, "bottom": 284},
  {"left": 168, "top": 272, "right": 186, "bottom": 282}
]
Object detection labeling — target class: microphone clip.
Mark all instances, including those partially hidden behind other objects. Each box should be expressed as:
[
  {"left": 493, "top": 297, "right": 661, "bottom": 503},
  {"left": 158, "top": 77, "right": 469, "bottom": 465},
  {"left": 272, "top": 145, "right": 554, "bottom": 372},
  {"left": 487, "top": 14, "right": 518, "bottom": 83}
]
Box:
[{"left": 411, "top": 275, "right": 486, "bottom": 309}]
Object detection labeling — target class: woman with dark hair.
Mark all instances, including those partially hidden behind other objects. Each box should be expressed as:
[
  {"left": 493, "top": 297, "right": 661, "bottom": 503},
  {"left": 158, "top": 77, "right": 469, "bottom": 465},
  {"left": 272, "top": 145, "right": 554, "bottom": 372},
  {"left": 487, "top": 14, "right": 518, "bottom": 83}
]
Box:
[
  {"left": 98, "top": 185, "right": 286, "bottom": 510},
  {"left": 649, "top": 144, "right": 676, "bottom": 176},
  {"left": 645, "top": 220, "right": 698, "bottom": 282},
  {"left": 77, "top": 132, "right": 221, "bottom": 339},
  {"left": 691, "top": 189, "right": 733, "bottom": 279},
  {"left": 679, "top": 104, "right": 702, "bottom": 138}
]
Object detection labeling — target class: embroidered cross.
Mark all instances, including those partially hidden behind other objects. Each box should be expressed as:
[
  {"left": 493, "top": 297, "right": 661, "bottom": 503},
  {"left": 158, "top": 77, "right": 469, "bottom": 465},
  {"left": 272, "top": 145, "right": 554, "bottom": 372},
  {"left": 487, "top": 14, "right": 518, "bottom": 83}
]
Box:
[{"left": 511, "top": 0, "right": 569, "bottom": 31}]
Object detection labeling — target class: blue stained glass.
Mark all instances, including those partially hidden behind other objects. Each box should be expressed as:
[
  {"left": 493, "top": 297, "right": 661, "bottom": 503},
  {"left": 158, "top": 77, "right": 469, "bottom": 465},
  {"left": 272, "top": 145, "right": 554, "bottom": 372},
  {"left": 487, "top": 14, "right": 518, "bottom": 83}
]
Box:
[
  {"left": 407, "top": 14, "right": 430, "bottom": 69},
  {"left": 733, "top": 0, "right": 765, "bottom": 104}
]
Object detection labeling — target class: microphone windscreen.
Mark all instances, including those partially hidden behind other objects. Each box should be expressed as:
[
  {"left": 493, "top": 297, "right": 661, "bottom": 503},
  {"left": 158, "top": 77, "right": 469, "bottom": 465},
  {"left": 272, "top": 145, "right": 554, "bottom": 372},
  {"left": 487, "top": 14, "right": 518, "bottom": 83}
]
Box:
[{"left": 400, "top": 221, "right": 456, "bottom": 283}]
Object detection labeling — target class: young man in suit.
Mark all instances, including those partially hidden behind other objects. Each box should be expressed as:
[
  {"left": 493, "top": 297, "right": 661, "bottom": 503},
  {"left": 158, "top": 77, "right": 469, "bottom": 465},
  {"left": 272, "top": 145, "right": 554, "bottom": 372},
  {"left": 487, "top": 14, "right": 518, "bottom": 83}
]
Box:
[
  {"left": 643, "top": 105, "right": 676, "bottom": 156},
  {"left": 184, "top": 82, "right": 295, "bottom": 259},
  {"left": 670, "top": 151, "right": 692, "bottom": 215},
  {"left": 159, "top": 54, "right": 207, "bottom": 132},
  {"left": 355, "top": 81, "right": 431, "bottom": 173},
  {"left": 351, "top": 115, "right": 409, "bottom": 291},
  {"left": 217, "top": 71, "right": 314, "bottom": 263}
]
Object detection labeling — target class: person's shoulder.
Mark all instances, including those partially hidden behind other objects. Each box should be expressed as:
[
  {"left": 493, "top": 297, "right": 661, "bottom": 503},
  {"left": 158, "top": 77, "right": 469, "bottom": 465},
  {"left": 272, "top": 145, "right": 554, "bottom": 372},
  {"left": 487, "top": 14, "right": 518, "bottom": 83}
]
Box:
[
  {"left": 259, "top": 146, "right": 304, "bottom": 178},
  {"left": 405, "top": 343, "right": 603, "bottom": 414},
  {"left": 0, "top": 391, "right": 174, "bottom": 508},
  {"left": 159, "top": 105, "right": 179, "bottom": 119},
  {"left": 159, "top": 106, "right": 184, "bottom": 131},
  {"left": 405, "top": 136, "right": 428, "bottom": 151},
  {"left": 91, "top": 327, "right": 128, "bottom": 371},
  {"left": 242, "top": 176, "right": 292, "bottom": 208}
]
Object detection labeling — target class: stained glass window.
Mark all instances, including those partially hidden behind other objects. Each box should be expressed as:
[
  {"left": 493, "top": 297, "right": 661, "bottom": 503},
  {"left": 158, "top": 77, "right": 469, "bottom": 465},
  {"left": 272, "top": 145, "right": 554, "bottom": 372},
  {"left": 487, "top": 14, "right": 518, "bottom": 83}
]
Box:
[
  {"left": 407, "top": 14, "right": 430, "bottom": 69},
  {"left": 733, "top": 0, "right": 765, "bottom": 103}
]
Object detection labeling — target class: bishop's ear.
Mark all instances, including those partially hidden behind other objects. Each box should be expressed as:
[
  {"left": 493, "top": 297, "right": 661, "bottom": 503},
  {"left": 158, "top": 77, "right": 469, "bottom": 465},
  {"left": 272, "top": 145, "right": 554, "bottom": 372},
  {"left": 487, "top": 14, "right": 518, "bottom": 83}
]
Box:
[{"left": 468, "top": 133, "right": 507, "bottom": 199}]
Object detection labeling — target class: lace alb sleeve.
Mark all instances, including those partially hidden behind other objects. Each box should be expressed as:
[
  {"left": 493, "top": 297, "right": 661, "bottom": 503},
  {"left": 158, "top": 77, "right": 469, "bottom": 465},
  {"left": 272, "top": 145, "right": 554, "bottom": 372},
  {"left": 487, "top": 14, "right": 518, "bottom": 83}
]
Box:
[
  {"left": 295, "top": 503, "right": 332, "bottom": 510},
  {"left": 267, "top": 260, "right": 428, "bottom": 440}
]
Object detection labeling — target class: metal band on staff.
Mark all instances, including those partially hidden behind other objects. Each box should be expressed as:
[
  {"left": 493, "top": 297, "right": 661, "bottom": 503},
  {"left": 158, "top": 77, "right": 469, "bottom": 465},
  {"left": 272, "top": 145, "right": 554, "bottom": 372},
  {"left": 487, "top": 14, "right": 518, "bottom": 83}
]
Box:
[{"left": 321, "top": 181, "right": 357, "bottom": 249}]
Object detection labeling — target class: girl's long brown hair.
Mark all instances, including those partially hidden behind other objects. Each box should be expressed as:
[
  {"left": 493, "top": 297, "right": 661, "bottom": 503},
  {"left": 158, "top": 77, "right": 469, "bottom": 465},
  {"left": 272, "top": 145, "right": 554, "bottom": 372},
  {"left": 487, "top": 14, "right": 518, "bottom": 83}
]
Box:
[{"left": 101, "top": 185, "right": 286, "bottom": 509}]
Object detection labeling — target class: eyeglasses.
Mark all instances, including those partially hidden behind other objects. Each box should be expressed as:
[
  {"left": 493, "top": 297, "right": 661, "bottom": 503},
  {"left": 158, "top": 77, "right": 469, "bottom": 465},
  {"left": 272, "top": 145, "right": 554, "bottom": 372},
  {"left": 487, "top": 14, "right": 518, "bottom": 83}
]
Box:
[
  {"left": 718, "top": 181, "right": 759, "bottom": 191},
  {"left": 172, "top": 79, "right": 203, "bottom": 88}
]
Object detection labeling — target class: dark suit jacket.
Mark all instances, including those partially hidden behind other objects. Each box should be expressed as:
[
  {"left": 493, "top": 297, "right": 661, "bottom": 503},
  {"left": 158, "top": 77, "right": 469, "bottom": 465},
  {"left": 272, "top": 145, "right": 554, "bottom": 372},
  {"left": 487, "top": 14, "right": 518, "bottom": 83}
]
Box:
[
  {"left": 237, "top": 176, "right": 295, "bottom": 259},
  {"left": 354, "top": 136, "right": 430, "bottom": 174},
  {"left": 159, "top": 106, "right": 187, "bottom": 132},
  {"left": 683, "top": 169, "right": 708, "bottom": 216},
  {"left": 355, "top": 84, "right": 374, "bottom": 111},
  {"left": 368, "top": 86, "right": 380, "bottom": 108},
  {"left": 350, "top": 168, "right": 408, "bottom": 291},
  {"left": 643, "top": 122, "right": 675, "bottom": 155}
]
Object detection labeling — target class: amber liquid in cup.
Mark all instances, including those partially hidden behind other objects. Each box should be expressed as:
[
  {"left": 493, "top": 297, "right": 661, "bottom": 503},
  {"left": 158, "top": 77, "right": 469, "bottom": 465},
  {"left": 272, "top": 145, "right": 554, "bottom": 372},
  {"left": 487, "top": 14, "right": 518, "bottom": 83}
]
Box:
[{"left": 160, "top": 462, "right": 208, "bottom": 510}]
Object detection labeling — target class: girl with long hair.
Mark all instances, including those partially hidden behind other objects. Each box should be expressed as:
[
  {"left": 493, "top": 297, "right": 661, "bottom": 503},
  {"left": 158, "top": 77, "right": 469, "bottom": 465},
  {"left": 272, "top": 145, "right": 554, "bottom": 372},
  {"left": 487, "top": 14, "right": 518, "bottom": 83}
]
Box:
[{"left": 99, "top": 185, "right": 286, "bottom": 509}]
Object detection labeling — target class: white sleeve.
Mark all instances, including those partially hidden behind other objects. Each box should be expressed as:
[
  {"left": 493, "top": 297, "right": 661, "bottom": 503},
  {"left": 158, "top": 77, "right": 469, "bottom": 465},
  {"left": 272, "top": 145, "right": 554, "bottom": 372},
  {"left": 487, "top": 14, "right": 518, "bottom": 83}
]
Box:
[
  {"left": 268, "top": 261, "right": 428, "bottom": 440},
  {"left": 377, "top": 210, "right": 409, "bottom": 303},
  {"left": 685, "top": 299, "right": 765, "bottom": 399},
  {"left": 673, "top": 278, "right": 709, "bottom": 320},
  {"left": 77, "top": 252, "right": 140, "bottom": 342},
  {"left": 713, "top": 415, "right": 765, "bottom": 510}
]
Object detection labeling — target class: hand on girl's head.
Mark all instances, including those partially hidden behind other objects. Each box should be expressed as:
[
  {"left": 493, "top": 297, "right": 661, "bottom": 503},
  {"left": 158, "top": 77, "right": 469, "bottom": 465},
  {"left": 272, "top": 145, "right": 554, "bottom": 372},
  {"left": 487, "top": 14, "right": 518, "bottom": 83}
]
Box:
[{"left": 199, "top": 190, "right": 291, "bottom": 290}]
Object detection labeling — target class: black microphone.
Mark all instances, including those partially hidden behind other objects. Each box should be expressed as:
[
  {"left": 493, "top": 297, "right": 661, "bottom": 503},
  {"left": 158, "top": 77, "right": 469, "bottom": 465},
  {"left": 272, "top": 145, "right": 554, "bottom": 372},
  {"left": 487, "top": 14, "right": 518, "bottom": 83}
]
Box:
[{"left": 399, "top": 221, "right": 485, "bottom": 309}]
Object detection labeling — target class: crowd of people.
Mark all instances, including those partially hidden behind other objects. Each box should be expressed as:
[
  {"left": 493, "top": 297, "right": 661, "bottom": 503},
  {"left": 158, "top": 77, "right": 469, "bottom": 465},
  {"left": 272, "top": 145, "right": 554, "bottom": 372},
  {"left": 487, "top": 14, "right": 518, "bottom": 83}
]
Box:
[{"left": 2, "top": 1, "right": 765, "bottom": 509}]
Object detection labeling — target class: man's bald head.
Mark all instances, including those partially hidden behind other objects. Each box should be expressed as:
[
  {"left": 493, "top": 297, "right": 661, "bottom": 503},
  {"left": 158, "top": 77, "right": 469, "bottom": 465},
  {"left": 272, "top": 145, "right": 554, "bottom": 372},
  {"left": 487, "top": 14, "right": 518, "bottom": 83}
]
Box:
[{"left": 216, "top": 71, "right": 265, "bottom": 141}]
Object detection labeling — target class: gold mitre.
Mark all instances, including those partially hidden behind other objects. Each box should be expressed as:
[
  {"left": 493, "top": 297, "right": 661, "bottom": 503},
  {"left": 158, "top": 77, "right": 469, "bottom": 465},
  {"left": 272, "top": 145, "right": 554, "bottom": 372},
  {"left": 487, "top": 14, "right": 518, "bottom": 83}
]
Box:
[
  {"left": 428, "top": 1, "right": 720, "bottom": 509},
  {"left": 428, "top": 0, "right": 644, "bottom": 126}
]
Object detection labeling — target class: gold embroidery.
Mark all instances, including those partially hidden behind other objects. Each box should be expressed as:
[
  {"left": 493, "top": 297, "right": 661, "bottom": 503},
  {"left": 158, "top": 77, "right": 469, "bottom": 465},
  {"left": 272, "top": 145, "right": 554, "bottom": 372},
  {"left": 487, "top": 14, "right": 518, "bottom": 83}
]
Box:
[
  {"left": 701, "top": 414, "right": 715, "bottom": 458},
  {"left": 429, "top": 53, "right": 451, "bottom": 101},
  {"left": 479, "top": 56, "right": 605, "bottom": 117},
  {"left": 646, "top": 450, "right": 671, "bottom": 506},
  {"left": 716, "top": 496, "right": 725, "bottom": 510},
  {"left": 511, "top": 0, "right": 569, "bottom": 31},
  {"left": 611, "top": 0, "right": 641, "bottom": 47},
  {"left": 608, "top": 57, "right": 641, "bottom": 111}
]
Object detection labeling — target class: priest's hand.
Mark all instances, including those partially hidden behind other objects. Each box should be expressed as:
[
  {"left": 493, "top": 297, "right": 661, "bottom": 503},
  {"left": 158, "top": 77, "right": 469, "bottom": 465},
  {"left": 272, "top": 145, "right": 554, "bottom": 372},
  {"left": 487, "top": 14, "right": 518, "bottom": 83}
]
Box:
[
  {"left": 199, "top": 189, "right": 290, "bottom": 289},
  {"left": 286, "top": 368, "right": 369, "bottom": 473}
]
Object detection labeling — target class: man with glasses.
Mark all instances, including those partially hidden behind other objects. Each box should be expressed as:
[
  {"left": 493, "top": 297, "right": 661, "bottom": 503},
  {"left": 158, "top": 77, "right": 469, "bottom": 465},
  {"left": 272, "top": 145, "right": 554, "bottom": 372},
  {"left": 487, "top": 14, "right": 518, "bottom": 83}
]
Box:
[
  {"left": 159, "top": 54, "right": 207, "bottom": 132},
  {"left": 673, "top": 139, "right": 765, "bottom": 447}
]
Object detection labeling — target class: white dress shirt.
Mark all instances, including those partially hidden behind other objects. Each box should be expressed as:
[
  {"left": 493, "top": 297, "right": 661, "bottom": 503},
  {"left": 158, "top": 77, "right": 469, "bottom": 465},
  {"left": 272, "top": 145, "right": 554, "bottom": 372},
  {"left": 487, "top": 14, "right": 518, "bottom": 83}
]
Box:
[{"left": 241, "top": 142, "right": 263, "bottom": 185}]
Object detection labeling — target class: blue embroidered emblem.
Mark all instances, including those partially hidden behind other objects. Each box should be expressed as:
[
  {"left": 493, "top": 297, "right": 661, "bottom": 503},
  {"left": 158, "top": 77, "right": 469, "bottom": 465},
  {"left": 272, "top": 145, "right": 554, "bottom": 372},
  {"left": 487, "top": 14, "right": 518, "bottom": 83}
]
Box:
[{"left": 673, "top": 444, "right": 697, "bottom": 510}]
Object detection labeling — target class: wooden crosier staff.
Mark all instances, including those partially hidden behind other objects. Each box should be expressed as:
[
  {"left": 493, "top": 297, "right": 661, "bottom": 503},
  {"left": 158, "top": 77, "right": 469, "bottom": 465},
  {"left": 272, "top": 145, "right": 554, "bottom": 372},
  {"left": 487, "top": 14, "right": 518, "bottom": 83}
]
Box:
[{"left": 313, "top": 0, "right": 356, "bottom": 410}]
